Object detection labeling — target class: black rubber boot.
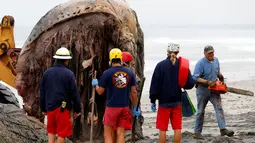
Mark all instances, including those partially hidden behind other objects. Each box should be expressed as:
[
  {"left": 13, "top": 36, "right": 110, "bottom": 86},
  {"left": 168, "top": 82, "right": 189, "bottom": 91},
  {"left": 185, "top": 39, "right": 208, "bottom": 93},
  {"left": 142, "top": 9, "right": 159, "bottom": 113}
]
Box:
[{"left": 220, "top": 129, "right": 234, "bottom": 137}]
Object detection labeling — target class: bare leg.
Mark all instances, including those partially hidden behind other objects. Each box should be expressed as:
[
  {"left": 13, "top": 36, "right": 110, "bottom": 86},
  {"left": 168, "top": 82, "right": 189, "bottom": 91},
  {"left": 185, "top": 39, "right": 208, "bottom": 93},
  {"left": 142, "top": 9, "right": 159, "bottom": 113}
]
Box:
[
  {"left": 104, "top": 124, "right": 114, "bottom": 143},
  {"left": 57, "top": 136, "right": 65, "bottom": 143},
  {"left": 112, "top": 130, "right": 116, "bottom": 143},
  {"left": 116, "top": 127, "right": 125, "bottom": 143},
  {"left": 159, "top": 130, "right": 166, "bottom": 143},
  {"left": 173, "top": 130, "right": 182, "bottom": 143},
  {"left": 48, "top": 133, "right": 56, "bottom": 143}
]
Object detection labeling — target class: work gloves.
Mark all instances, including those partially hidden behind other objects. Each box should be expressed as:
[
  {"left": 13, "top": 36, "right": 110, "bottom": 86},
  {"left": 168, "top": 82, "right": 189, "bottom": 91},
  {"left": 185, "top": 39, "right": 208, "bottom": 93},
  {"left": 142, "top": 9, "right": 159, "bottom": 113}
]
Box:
[
  {"left": 219, "top": 75, "right": 226, "bottom": 85},
  {"left": 151, "top": 103, "right": 157, "bottom": 112},
  {"left": 133, "top": 105, "right": 141, "bottom": 117},
  {"left": 92, "top": 79, "right": 98, "bottom": 86},
  {"left": 218, "top": 74, "right": 224, "bottom": 82}
]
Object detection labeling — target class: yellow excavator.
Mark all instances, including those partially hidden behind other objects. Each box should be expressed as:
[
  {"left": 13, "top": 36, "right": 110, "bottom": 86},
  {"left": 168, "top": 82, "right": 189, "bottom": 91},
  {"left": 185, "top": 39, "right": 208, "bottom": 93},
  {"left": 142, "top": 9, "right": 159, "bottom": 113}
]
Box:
[{"left": 0, "top": 15, "right": 21, "bottom": 88}]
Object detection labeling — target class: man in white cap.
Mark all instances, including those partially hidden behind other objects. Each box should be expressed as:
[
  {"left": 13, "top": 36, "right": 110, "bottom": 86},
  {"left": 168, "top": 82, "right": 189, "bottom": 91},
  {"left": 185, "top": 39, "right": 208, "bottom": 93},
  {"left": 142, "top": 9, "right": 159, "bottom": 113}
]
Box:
[{"left": 40, "top": 47, "right": 81, "bottom": 143}]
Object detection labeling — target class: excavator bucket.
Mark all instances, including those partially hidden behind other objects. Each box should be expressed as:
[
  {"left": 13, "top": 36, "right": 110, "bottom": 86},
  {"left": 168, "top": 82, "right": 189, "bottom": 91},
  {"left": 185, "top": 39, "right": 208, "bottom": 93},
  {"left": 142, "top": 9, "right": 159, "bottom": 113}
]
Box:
[
  {"left": 0, "top": 15, "right": 20, "bottom": 88},
  {"left": 0, "top": 62, "right": 16, "bottom": 88}
]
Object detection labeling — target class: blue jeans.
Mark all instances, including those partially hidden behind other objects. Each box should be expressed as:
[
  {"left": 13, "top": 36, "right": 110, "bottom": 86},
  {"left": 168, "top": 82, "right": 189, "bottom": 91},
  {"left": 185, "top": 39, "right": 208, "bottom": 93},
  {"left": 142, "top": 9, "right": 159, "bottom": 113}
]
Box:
[{"left": 194, "top": 87, "right": 226, "bottom": 133}]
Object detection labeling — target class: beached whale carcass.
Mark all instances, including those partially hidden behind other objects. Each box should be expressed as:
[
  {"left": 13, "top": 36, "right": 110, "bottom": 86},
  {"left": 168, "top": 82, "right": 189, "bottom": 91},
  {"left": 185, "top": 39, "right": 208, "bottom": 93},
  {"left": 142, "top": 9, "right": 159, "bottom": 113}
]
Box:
[{"left": 15, "top": 0, "right": 144, "bottom": 141}]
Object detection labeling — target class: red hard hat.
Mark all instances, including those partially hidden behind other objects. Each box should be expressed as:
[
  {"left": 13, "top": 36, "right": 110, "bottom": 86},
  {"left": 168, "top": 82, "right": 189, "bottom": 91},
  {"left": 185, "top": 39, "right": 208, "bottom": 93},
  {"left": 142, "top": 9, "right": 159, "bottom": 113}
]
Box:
[{"left": 122, "top": 52, "right": 133, "bottom": 63}]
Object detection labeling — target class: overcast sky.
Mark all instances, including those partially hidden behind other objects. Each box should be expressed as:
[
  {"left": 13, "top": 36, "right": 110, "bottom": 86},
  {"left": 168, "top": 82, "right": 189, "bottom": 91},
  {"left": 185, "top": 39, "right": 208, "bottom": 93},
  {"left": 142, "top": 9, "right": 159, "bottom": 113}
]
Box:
[{"left": 1, "top": 0, "right": 255, "bottom": 27}]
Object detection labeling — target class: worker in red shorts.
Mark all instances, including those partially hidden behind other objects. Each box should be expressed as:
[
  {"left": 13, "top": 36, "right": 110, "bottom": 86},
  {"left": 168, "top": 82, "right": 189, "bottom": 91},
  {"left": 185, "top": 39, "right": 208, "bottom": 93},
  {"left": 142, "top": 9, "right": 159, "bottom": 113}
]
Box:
[
  {"left": 40, "top": 47, "right": 81, "bottom": 143},
  {"left": 92, "top": 48, "right": 141, "bottom": 143},
  {"left": 149, "top": 43, "right": 195, "bottom": 143},
  {"left": 113, "top": 51, "right": 135, "bottom": 131}
]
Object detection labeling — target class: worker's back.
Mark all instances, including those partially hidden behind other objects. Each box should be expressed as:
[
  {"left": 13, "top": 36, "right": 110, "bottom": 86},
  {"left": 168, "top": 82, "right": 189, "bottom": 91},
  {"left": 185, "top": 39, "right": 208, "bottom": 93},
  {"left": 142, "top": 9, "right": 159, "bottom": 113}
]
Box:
[
  {"left": 40, "top": 62, "right": 77, "bottom": 112},
  {"left": 99, "top": 66, "right": 136, "bottom": 107},
  {"left": 153, "top": 57, "right": 181, "bottom": 104},
  {"left": 150, "top": 57, "right": 194, "bottom": 106}
]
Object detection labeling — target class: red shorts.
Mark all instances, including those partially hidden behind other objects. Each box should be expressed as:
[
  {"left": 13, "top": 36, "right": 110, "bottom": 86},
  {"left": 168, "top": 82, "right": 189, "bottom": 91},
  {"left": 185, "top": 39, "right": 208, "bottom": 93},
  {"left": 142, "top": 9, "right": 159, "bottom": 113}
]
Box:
[
  {"left": 104, "top": 106, "right": 132, "bottom": 129},
  {"left": 47, "top": 107, "right": 72, "bottom": 138},
  {"left": 156, "top": 105, "right": 182, "bottom": 131}
]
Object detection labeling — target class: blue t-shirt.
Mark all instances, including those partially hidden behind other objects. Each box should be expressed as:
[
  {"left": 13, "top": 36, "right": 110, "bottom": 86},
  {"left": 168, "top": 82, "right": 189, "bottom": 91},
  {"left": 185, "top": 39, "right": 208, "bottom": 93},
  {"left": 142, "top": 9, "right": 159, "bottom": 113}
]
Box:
[
  {"left": 193, "top": 57, "right": 220, "bottom": 94},
  {"left": 193, "top": 57, "right": 220, "bottom": 82},
  {"left": 98, "top": 66, "right": 136, "bottom": 107}
]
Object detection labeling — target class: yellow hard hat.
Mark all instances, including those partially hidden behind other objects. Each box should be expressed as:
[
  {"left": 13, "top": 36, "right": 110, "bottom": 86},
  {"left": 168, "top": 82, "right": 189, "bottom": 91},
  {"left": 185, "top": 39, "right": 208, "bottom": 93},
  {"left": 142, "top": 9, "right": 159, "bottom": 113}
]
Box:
[
  {"left": 109, "top": 48, "right": 122, "bottom": 62},
  {"left": 53, "top": 47, "right": 72, "bottom": 59}
]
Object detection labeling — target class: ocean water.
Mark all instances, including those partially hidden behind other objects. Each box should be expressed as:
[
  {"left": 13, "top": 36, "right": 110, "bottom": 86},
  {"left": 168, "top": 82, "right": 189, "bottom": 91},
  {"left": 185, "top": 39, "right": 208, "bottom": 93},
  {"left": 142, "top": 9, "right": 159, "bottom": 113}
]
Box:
[{"left": 8, "top": 25, "right": 255, "bottom": 106}]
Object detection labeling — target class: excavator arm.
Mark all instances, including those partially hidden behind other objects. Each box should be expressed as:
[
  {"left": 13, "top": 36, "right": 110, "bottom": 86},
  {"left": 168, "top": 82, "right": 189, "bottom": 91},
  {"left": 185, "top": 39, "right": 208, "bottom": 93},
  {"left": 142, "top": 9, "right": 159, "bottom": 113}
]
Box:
[{"left": 0, "top": 15, "right": 21, "bottom": 88}]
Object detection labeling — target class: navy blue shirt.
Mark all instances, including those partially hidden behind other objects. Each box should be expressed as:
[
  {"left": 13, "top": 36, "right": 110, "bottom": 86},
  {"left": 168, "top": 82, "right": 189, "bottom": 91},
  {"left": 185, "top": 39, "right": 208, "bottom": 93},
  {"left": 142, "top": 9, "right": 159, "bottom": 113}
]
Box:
[
  {"left": 40, "top": 63, "right": 81, "bottom": 113},
  {"left": 98, "top": 66, "right": 136, "bottom": 107},
  {"left": 149, "top": 57, "right": 195, "bottom": 107}
]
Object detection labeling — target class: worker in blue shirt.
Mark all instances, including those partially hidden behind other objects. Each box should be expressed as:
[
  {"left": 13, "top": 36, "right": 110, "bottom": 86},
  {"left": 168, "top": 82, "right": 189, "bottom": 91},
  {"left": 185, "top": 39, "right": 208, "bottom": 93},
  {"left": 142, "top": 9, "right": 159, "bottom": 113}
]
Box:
[
  {"left": 193, "top": 45, "right": 234, "bottom": 139},
  {"left": 40, "top": 47, "right": 81, "bottom": 143}
]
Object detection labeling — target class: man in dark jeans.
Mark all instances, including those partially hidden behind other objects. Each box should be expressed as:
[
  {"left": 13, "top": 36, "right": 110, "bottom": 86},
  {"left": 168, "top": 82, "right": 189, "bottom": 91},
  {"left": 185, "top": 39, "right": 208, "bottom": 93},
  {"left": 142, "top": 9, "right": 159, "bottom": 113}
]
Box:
[{"left": 193, "top": 45, "right": 234, "bottom": 139}]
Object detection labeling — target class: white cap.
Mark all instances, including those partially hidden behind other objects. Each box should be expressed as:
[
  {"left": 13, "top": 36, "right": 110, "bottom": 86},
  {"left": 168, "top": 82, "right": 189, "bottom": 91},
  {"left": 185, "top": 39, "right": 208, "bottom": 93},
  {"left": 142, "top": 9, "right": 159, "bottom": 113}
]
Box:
[{"left": 167, "top": 43, "right": 180, "bottom": 53}]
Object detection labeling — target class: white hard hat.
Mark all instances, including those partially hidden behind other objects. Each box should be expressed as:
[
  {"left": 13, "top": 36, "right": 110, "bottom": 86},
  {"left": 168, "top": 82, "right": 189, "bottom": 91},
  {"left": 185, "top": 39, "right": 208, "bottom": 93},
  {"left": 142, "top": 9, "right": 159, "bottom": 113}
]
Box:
[
  {"left": 53, "top": 47, "right": 72, "bottom": 59},
  {"left": 167, "top": 43, "right": 180, "bottom": 53}
]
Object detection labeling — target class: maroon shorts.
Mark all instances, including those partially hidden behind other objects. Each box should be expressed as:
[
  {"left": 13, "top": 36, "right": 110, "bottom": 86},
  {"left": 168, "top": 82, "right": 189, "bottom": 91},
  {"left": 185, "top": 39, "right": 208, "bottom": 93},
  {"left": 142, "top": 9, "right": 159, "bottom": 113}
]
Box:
[
  {"left": 104, "top": 106, "right": 132, "bottom": 129},
  {"left": 156, "top": 105, "right": 182, "bottom": 131},
  {"left": 47, "top": 107, "right": 72, "bottom": 138}
]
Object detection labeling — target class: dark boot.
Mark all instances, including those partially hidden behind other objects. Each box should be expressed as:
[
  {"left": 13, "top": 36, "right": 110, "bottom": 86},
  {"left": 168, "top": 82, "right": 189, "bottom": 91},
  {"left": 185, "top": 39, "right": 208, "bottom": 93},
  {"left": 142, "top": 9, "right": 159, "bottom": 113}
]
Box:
[
  {"left": 193, "top": 132, "right": 204, "bottom": 140},
  {"left": 220, "top": 129, "right": 234, "bottom": 137}
]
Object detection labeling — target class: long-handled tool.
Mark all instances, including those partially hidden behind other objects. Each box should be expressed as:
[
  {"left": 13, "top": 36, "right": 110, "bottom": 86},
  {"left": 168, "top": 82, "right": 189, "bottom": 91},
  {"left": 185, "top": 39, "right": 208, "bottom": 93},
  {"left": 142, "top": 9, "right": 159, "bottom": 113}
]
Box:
[
  {"left": 132, "top": 77, "right": 146, "bottom": 143},
  {"left": 82, "top": 56, "right": 98, "bottom": 143},
  {"left": 90, "top": 70, "right": 97, "bottom": 143}
]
